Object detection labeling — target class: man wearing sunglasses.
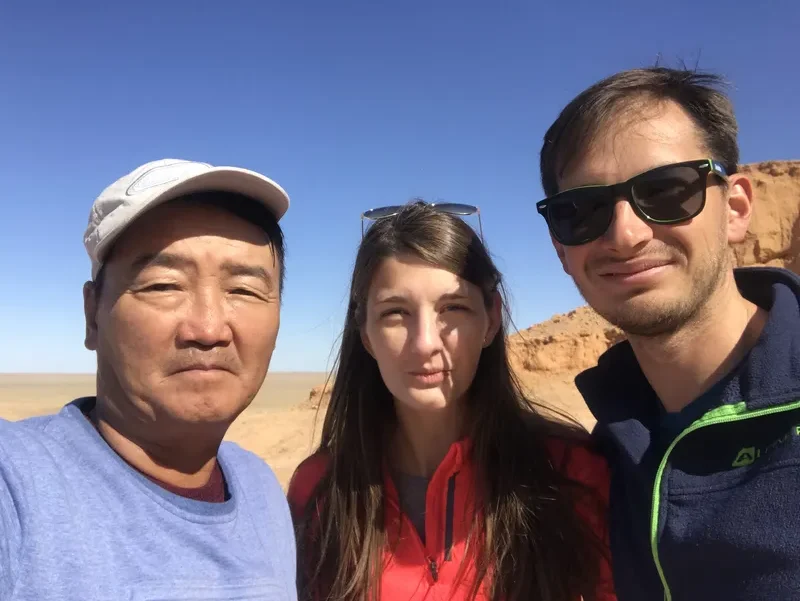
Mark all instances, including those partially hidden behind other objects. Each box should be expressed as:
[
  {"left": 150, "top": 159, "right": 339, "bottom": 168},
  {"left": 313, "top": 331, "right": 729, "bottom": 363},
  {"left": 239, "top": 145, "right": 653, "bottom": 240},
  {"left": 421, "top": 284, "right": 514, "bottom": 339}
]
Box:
[{"left": 537, "top": 67, "right": 800, "bottom": 600}]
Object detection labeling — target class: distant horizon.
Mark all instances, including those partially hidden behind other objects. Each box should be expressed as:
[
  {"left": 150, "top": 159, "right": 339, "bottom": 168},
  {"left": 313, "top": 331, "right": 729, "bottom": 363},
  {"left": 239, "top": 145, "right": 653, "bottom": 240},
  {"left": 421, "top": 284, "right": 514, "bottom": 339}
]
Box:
[{"left": 0, "top": 371, "right": 329, "bottom": 376}]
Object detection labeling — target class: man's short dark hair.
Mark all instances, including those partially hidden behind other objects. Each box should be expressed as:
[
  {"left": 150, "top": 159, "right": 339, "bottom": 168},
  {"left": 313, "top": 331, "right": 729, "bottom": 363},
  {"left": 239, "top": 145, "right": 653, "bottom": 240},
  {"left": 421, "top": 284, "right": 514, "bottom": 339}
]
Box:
[
  {"left": 94, "top": 191, "right": 286, "bottom": 297},
  {"left": 539, "top": 67, "right": 740, "bottom": 197}
]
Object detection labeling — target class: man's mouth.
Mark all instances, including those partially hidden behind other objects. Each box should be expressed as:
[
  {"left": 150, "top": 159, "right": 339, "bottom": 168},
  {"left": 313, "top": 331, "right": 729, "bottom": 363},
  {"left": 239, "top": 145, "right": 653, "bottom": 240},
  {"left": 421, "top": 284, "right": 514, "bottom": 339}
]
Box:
[
  {"left": 598, "top": 258, "right": 673, "bottom": 277},
  {"left": 174, "top": 362, "right": 230, "bottom": 374}
]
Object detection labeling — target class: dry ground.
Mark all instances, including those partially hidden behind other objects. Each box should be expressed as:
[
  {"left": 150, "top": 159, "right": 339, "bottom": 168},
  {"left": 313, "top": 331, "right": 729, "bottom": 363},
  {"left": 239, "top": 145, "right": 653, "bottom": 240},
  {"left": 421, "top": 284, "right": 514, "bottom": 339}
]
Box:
[{"left": 0, "top": 372, "right": 326, "bottom": 487}]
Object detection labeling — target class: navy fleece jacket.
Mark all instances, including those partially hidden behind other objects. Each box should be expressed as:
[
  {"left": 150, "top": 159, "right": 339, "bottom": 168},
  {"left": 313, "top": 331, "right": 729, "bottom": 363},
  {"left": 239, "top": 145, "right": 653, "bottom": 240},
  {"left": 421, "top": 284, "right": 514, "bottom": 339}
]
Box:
[{"left": 576, "top": 267, "right": 800, "bottom": 601}]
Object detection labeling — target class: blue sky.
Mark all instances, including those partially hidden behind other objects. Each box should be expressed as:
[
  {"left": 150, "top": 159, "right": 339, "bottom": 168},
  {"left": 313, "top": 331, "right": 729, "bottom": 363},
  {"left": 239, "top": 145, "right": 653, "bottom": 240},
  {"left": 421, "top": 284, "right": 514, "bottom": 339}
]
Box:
[{"left": 1, "top": 0, "right": 798, "bottom": 373}]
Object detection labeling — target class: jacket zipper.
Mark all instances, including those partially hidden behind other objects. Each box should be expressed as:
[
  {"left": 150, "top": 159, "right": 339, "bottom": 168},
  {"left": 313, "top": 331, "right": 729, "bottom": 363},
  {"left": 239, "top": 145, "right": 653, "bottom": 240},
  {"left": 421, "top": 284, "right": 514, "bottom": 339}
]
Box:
[
  {"left": 650, "top": 399, "right": 800, "bottom": 601},
  {"left": 428, "top": 558, "right": 439, "bottom": 582},
  {"left": 444, "top": 472, "right": 456, "bottom": 560},
  {"left": 427, "top": 473, "right": 458, "bottom": 583}
]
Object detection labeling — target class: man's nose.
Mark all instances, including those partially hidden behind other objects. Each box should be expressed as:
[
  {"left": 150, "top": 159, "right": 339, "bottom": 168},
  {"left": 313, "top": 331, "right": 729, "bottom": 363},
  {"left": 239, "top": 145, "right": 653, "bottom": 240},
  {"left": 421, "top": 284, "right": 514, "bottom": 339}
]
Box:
[
  {"left": 176, "top": 288, "right": 233, "bottom": 348},
  {"left": 601, "top": 199, "right": 654, "bottom": 254}
]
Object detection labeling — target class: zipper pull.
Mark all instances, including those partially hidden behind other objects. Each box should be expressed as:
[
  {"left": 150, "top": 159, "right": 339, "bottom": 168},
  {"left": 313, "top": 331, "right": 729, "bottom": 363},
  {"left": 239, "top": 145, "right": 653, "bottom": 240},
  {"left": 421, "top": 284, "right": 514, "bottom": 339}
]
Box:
[{"left": 428, "top": 557, "right": 439, "bottom": 582}]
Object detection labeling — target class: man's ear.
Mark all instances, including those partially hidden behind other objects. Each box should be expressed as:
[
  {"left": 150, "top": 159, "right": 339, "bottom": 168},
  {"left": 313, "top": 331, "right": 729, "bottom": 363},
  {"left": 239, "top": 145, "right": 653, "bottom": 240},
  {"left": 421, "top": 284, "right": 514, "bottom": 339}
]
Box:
[
  {"left": 725, "top": 174, "right": 754, "bottom": 244},
  {"left": 83, "top": 281, "right": 99, "bottom": 351},
  {"left": 550, "top": 234, "right": 571, "bottom": 275}
]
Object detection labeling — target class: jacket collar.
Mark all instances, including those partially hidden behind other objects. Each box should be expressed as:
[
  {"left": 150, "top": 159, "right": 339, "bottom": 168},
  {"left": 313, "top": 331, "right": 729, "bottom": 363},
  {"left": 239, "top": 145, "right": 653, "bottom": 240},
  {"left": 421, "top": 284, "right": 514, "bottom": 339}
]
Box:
[
  {"left": 577, "top": 267, "right": 800, "bottom": 428},
  {"left": 383, "top": 437, "right": 471, "bottom": 501}
]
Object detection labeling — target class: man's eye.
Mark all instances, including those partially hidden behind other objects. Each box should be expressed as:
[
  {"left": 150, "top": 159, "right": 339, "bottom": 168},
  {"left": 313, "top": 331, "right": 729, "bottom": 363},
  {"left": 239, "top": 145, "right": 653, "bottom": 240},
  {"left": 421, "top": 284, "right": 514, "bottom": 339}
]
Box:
[
  {"left": 141, "top": 283, "right": 179, "bottom": 292},
  {"left": 231, "top": 288, "right": 260, "bottom": 298}
]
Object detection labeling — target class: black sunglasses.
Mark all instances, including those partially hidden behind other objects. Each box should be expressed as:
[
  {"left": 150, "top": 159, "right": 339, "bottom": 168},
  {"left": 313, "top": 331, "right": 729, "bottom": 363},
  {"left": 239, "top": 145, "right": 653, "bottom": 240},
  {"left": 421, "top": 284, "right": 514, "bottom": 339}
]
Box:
[
  {"left": 536, "top": 159, "right": 729, "bottom": 246},
  {"left": 361, "top": 202, "right": 484, "bottom": 239}
]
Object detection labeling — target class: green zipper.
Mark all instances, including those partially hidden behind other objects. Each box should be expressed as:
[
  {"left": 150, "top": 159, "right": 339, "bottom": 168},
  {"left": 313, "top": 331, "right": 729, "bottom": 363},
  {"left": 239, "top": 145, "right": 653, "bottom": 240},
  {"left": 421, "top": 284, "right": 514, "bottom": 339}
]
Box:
[{"left": 649, "top": 399, "right": 800, "bottom": 601}]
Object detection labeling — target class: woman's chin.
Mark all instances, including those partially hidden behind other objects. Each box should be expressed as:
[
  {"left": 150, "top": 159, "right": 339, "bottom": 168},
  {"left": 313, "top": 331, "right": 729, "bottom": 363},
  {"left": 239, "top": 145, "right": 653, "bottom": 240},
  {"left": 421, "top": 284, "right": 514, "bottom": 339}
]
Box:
[{"left": 393, "top": 389, "right": 458, "bottom": 413}]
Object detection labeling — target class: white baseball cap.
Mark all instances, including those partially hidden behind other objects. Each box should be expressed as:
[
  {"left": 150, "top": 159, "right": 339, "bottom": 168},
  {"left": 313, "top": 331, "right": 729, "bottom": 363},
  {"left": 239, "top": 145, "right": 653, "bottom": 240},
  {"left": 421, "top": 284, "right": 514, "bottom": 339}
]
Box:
[{"left": 84, "top": 159, "right": 290, "bottom": 279}]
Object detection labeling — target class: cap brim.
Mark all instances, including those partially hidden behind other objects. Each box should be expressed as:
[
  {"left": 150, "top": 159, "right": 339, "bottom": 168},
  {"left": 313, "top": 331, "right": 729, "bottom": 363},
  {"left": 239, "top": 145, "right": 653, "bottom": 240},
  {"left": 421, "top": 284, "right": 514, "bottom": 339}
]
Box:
[
  {"left": 149, "top": 166, "right": 290, "bottom": 221},
  {"left": 94, "top": 166, "right": 290, "bottom": 267}
]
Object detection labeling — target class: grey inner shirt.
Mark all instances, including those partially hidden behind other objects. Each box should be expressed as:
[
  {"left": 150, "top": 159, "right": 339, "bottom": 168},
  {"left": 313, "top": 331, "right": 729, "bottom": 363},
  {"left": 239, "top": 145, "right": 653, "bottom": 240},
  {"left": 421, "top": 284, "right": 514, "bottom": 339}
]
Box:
[{"left": 393, "top": 471, "right": 430, "bottom": 545}]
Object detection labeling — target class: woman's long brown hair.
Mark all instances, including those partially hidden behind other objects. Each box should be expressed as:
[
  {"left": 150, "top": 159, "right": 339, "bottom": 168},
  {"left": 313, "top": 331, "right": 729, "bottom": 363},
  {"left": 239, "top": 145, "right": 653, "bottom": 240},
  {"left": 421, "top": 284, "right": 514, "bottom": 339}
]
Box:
[{"left": 295, "top": 202, "right": 606, "bottom": 601}]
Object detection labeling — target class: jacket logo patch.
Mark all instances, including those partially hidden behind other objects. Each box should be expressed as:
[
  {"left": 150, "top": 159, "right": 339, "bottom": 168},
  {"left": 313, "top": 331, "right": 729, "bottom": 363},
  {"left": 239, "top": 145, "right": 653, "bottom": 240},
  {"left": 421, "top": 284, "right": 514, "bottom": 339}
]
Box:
[
  {"left": 732, "top": 447, "right": 757, "bottom": 467},
  {"left": 731, "top": 426, "right": 800, "bottom": 468}
]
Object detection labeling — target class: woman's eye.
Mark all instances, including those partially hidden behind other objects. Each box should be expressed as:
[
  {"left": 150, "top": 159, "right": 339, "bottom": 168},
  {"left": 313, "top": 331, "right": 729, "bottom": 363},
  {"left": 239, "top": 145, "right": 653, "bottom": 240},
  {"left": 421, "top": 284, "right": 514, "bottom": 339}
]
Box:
[
  {"left": 443, "top": 304, "right": 469, "bottom": 312},
  {"left": 380, "top": 308, "right": 405, "bottom": 318}
]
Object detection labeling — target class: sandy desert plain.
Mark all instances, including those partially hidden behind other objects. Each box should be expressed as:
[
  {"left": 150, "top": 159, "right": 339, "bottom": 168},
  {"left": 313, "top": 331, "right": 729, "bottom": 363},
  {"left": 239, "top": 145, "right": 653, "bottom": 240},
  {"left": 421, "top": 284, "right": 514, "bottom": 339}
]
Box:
[
  {"left": 0, "top": 371, "right": 328, "bottom": 486},
  {"left": 0, "top": 366, "right": 596, "bottom": 487},
  {"left": 0, "top": 366, "right": 601, "bottom": 489}
]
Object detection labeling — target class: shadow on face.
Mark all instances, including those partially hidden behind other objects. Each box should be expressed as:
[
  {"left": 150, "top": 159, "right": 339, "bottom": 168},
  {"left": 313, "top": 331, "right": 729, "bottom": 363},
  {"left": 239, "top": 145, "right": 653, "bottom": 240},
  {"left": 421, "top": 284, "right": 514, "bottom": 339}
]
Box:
[{"left": 83, "top": 199, "right": 282, "bottom": 435}]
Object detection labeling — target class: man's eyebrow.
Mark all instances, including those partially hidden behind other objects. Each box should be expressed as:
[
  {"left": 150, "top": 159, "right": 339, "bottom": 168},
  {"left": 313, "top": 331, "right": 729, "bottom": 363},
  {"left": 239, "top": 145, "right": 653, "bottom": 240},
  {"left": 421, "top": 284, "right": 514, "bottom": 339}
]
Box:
[
  {"left": 221, "top": 261, "right": 274, "bottom": 286},
  {"left": 130, "top": 252, "right": 194, "bottom": 273}
]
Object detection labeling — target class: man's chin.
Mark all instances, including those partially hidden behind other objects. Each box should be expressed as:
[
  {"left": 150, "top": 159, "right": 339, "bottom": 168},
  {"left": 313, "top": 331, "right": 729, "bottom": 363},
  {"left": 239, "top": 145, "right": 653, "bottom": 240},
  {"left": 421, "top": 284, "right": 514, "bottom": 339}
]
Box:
[
  {"left": 595, "top": 297, "right": 693, "bottom": 338},
  {"left": 153, "top": 390, "right": 252, "bottom": 427}
]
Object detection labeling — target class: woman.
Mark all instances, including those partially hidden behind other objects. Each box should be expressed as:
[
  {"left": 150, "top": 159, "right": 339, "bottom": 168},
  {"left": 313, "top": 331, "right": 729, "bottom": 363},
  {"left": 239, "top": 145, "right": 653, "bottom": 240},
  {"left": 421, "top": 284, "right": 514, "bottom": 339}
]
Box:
[{"left": 288, "top": 201, "right": 614, "bottom": 601}]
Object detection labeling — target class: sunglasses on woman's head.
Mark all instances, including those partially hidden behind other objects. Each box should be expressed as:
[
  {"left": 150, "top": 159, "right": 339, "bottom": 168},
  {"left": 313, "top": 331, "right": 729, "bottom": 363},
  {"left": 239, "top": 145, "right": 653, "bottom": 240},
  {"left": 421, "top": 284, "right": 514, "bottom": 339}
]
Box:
[
  {"left": 361, "top": 202, "right": 484, "bottom": 240},
  {"left": 536, "top": 159, "right": 729, "bottom": 246}
]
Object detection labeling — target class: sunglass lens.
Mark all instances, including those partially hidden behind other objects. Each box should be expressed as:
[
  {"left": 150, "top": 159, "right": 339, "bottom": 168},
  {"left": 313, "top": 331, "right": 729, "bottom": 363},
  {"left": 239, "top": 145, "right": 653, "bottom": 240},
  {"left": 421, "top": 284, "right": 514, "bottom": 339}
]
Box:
[
  {"left": 432, "top": 203, "right": 477, "bottom": 216},
  {"left": 632, "top": 165, "right": 705, "bottom": 222},
  {"left": 362, "top": 205, "right": 404, "bottom": 221},
  {"left": 547, "top": 189, "right": 615, "bottom": 245}
]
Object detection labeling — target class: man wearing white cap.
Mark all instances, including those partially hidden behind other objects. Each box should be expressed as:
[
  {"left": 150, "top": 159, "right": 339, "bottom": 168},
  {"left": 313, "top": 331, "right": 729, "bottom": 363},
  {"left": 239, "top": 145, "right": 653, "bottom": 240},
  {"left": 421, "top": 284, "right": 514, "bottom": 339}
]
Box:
[{"left": 0, "top": 160, "right": 297, "bottom": 600}]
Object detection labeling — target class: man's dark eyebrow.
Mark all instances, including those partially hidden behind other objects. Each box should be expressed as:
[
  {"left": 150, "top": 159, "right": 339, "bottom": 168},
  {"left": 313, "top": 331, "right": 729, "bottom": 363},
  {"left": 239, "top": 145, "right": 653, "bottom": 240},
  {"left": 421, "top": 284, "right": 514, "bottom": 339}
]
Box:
[
  {"left": 221, "top": 261, "right": 274, "bottom": 287},
  {"left": 130, "top": 252, "right": 194, "bottom": 273}
]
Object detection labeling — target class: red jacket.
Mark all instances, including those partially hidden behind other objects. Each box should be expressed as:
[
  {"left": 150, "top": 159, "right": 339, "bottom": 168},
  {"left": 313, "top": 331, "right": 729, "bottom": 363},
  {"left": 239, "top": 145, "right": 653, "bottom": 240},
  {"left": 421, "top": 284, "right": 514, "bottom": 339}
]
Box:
[{"left": 288, "top": 438, "right": 615, "bottom": 601}]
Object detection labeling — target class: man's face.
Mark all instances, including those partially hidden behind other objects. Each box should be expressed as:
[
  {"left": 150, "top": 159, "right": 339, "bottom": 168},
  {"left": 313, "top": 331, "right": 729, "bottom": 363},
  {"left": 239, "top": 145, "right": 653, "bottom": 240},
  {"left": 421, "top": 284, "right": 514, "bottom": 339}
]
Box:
[
  {"left": 554, "top": 100, "right": 752, "bottom": 336},
  {"left": 84, "top": 201, "right": 281, "bottom": 432}
]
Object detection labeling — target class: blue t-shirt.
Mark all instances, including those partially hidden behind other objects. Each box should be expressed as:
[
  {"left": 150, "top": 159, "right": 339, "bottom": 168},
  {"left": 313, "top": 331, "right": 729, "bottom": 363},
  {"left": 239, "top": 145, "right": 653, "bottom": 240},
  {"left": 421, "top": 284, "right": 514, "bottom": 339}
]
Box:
[{"left": 0, "top": 398, "right": 297, "bottom": 601}]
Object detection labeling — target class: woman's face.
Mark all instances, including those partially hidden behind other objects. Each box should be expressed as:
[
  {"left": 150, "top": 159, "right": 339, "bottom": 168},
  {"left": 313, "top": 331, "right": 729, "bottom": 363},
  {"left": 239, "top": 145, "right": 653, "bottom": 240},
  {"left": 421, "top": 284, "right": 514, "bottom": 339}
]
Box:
[{"left": 361, "top": 254, "right": 500, "bottom": 415}]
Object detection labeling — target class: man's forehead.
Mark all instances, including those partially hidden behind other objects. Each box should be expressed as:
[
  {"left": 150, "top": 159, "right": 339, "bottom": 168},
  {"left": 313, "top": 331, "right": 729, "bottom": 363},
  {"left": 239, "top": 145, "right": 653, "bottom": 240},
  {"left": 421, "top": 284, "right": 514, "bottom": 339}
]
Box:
[
  {"left": 107, "top": 202, "right": 277, "bottom": 273},
  {"left": 559, "top": 101, "right": 707, "bottom": 188}
]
